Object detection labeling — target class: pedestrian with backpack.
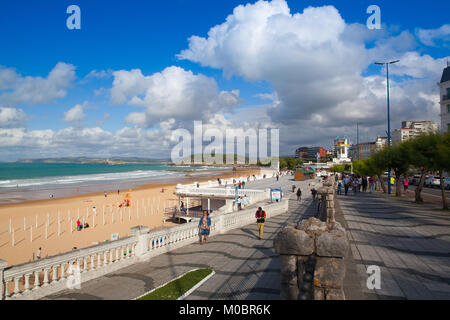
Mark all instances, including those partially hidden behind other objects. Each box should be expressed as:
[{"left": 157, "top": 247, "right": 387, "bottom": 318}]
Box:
[{"left": 255, "top": 207, "right": 266, "bottom": 240}]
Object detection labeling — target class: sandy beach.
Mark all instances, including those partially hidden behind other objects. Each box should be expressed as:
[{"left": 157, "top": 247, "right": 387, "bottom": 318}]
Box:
[{"left": 0, "top": 168, "right": 261, "bottom": 266}]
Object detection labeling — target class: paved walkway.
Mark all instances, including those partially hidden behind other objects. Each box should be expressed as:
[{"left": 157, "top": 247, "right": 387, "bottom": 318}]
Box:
[
  {"left": 43, "top": 176, "right": 319, "bottom": 300},
  {"left": 337, "top": 192, "right": 450, "bottom": 300}
]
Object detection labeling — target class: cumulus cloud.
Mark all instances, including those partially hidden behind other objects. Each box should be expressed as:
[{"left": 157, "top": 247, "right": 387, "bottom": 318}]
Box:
[
  {"left": 0, "top": 62, "right": 76, "bottom": 108},
  {"left": 63, "top": 102, "right": 87, "bottom": 125},
  {"left": 178, "top": 0, "right": 448, "bottom": 152},
  {"left": 0, "top": 107, "right": 27, "bottom": 128},
  {"left": 111, "top": 66, "right": 242, "bottom": 128}
]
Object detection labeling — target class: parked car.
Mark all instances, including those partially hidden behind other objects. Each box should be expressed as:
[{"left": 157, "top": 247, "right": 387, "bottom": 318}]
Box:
[
  {"left": 409, "top": 175, "right": 422, "bottom": 186},
  {"left": 444, "top": 177, "right": 450, "bottom": 190},
  {"left": 425, "top": 176, "right": 441, "bottom": 188}
]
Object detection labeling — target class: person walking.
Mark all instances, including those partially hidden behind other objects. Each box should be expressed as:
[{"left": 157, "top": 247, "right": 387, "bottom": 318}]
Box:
[
  {"left": 296, "top": 188, "right": 302, "bottom": 201},
  {"left": 242, "top": 180, "right": 245, "bottom": 189},
  {"left": 255, "top": 207, "right": 266, "bottom": 240},
  {"left": 403, "top": 178, "right": 409, "bottom": 193},
  {"left": 353, "top": 178, "right": 358, "bottom": 195},
  {"left": 198, "top": 211, "right": 211, "bottom": 244},
  {"left": 36, "top": 247, "right": 41, "bottom": 260},
  {"left": 292, "top": 185, "right": 296, "bottom": 193},
  {"left": 343, "top": 175, "right": 350, "bottom": 196},
  {"left": 362, "top": 177, "right": 368, "bottom": 193},
  {"left": 337, "top": 180, "right": 343, "bottom": 195},
  {"left": 369, "top": 176, "right": 376, "bottom": 193}
]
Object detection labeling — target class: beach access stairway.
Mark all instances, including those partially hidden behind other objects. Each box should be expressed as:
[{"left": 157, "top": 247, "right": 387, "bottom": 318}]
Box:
[{"left": 0, "top": 171, "right": 287, "bottom": 300}]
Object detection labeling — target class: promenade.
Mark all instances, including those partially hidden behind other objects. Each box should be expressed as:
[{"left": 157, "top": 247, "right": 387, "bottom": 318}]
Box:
[
  {"left": 42, "top": 175, "right": 318, "bottom": 300},
  {"left": 337, "top": 192, "right": 450, "bottom": 300}
]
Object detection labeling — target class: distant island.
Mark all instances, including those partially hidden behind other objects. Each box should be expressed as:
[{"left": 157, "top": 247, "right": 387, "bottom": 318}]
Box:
[{"left": 16, "top": 157, "right": 170, "bottom": 164}]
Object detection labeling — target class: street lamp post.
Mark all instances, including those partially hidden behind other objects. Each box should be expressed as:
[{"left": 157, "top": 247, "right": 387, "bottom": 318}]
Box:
[{"left": 375, "top": 60, "right": 399, "bottom": 195}]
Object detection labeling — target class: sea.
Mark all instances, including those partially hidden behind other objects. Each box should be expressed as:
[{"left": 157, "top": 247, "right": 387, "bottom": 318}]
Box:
[{"left": 0, "top": 162, "right": 230, "bottom": 204}]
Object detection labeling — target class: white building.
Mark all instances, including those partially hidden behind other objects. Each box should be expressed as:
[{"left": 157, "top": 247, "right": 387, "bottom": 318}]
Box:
[
  {"left": 332, "top": 136, "right": 351, "bottom": 164},
  {"left": 439, "top": 65, "right": 450, "bottom": 133},
  {"left": 392, "top": 121, "right": 439, "bottom": 145}
]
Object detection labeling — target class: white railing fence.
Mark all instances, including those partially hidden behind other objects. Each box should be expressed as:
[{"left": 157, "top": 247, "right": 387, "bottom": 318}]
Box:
[{"left": 0, "top": 198, "right": 288, "bottom": 300}]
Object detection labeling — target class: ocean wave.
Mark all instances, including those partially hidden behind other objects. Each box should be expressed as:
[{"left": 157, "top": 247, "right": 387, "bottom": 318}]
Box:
[{"left": 0, "top": 170, "right": 183, "bottom": 189}]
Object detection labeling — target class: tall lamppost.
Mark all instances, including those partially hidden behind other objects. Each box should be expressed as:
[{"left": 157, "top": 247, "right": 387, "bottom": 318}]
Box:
[{"left": 375, "top": 60, "right": 399, "bottom": 195}]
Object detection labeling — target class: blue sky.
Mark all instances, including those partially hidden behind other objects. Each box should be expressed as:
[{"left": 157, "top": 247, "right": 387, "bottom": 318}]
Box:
[{"left": 0, "top": 0, "right": 449, "bottom": 160}]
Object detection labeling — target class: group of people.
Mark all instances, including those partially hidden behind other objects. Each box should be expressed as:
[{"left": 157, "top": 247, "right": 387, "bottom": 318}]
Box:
[
  {"left": 236, "top": 195, "right": 250, "bottom": 210},
  {"left": 337, "top": 174, "right": 377, "bottom": 196},
  {"left": 292, "top": 185, "right": 317, "bottom": 201},
  {"left": 198, "top": 205, "right": 268, "bottom": 245}
]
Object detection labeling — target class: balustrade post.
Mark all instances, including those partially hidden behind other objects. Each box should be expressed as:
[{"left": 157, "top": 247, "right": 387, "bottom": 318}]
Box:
[
  {"left": 109, "top": 250, "right": 113, "bottom": 264},
  {"left": 104, "top": 251, "right": 108, "bottom": 265},
  {"left": 97, "top": 253, "right": 102, "bottom": 268},
  {"left": 83, "top": 257, "right": 88, "bottom": 273},
  {"left": 52, "top": 265, "right": 58, "bottom": 283},
  {"left": 43, "top": 269, "right": 50, "bottom": 287},
  {"left": 24, "top": 273, "right": 31, "bottom": 293},
  {"left": 32, "top": 270, "right": 40, "bottom": 291},
  {"left": 60, "top": 264, "right": 66, "bottom": 281},
  {"left": 91, "top": 256, "right": 96, "bottom": 270},
  {"left": 0, "top": 259, "right": 7, "bottom": 300},
  {"left": 13, "top": 276, "right": 21, "bottom": 297}
]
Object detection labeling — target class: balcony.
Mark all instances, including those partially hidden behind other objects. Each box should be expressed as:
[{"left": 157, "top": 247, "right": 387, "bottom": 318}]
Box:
[{"left": 443, "top": 95, "right": 450, "bottom": 101}]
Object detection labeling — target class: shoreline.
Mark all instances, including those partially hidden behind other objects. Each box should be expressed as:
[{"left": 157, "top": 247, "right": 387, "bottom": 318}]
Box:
[{"left": 0, "top": 168, "right": 263, "bottom": 266}]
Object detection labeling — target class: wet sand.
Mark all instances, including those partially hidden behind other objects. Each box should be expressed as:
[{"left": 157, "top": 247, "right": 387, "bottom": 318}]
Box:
[{"left": 0, "top": 168, "right": 261, "bottom": 266}]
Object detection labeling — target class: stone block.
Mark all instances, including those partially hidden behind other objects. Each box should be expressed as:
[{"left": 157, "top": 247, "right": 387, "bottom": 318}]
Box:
[
  {"left": 274, "top": 227, "right": 314, "bottom": 256},
  {"left": 325, "top": 288, "right": 345, "bottom": 300},
  {"left": 280, "top": 255, "right": 297, "bottom": 286},
  {"left": 313, "top": 257, "right": 346, "bottom": 289},
  {"left": 313, "top": 287, "right": 325, "bottom": 300},
  {"left": 316, "top": 229, "right": 348, "bottom": 257}
]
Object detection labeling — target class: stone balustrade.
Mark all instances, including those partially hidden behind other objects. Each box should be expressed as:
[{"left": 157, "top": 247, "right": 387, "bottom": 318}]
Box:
[{"left": 0, "top": 197, "right": 289, "bottom": 300}]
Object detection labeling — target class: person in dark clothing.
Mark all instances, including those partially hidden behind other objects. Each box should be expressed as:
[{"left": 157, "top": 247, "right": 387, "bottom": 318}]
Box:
[
  {"left": 362, "top": 177, "right": 368, "bottom": 193},
  {"left": 296, "top": 188, "right": 302, "bottom": 201}
]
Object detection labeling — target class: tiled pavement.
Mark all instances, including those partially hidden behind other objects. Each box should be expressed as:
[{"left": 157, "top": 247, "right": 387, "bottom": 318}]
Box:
[
  {"left": 43, "top": 176, "right": 319, "bottom": 300},
  {"left": 337, "top": 192, "right": 450, "bottom": 300}
]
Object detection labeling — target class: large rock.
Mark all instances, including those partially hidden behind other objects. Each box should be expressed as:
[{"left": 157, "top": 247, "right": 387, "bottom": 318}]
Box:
[
  {"left": 274, "top": 227, "right": 314, "bottom": 256},
  {"left": 296, "top": 217, "right": 328, "bottom": 237},
  {"left": 316, "top": 228, "right": 348, "bottom": 257}
]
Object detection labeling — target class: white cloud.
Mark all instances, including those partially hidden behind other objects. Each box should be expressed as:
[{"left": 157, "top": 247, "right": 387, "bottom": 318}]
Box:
[
  {"left": 63, "top": 102, "right": 87, "bottom": 125},
  {"left": 0, "top": 62, "right": 76, "bottom": 108},
  {"left": 112, "top": 66, "right": 242, "bottom": 128},
  {"left": 178, "top": 0, "right": 448, "bottom": 152},
  {"left": 416, "top": 24, "right": 450, "bottom": 47},
  {"left": 0, "top": 107, "right": 27, "bottom": 128}
]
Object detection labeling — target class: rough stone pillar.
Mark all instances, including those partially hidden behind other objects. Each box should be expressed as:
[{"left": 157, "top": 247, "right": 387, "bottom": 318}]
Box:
[
  {"left": 274, "top": 225, "right": 314, "bottom": 300},
  {"left": 130, "top": 226, "right": 150, "bottom": 257},
  {"left": 0, "top": 259, "right": 7, "bottom": 300},
  {"left": 274, "top": 217, "right": 349, "bottom": 300}
]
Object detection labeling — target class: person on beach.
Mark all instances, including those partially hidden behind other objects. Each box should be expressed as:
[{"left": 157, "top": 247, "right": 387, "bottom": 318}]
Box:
[
  {"left": 37, "top": 247, "right": 41, "bottom": 260},
  {"left": 296, "top": 188, "right": 302, "bottom": 201},
  {"left": 255, "top": 207, "right": 266, "bottom": 240},
  {"left": 198, "top": 211, "right": 211, "bottom": 244}
]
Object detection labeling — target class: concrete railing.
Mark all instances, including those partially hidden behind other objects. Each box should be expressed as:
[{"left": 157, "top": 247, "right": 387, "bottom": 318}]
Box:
[
  {"left": 1, "top": 198, "right": 289, "bottom": 300},
  {"left": 1, "top": 235, "right": 138, "bottom": 300}
]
